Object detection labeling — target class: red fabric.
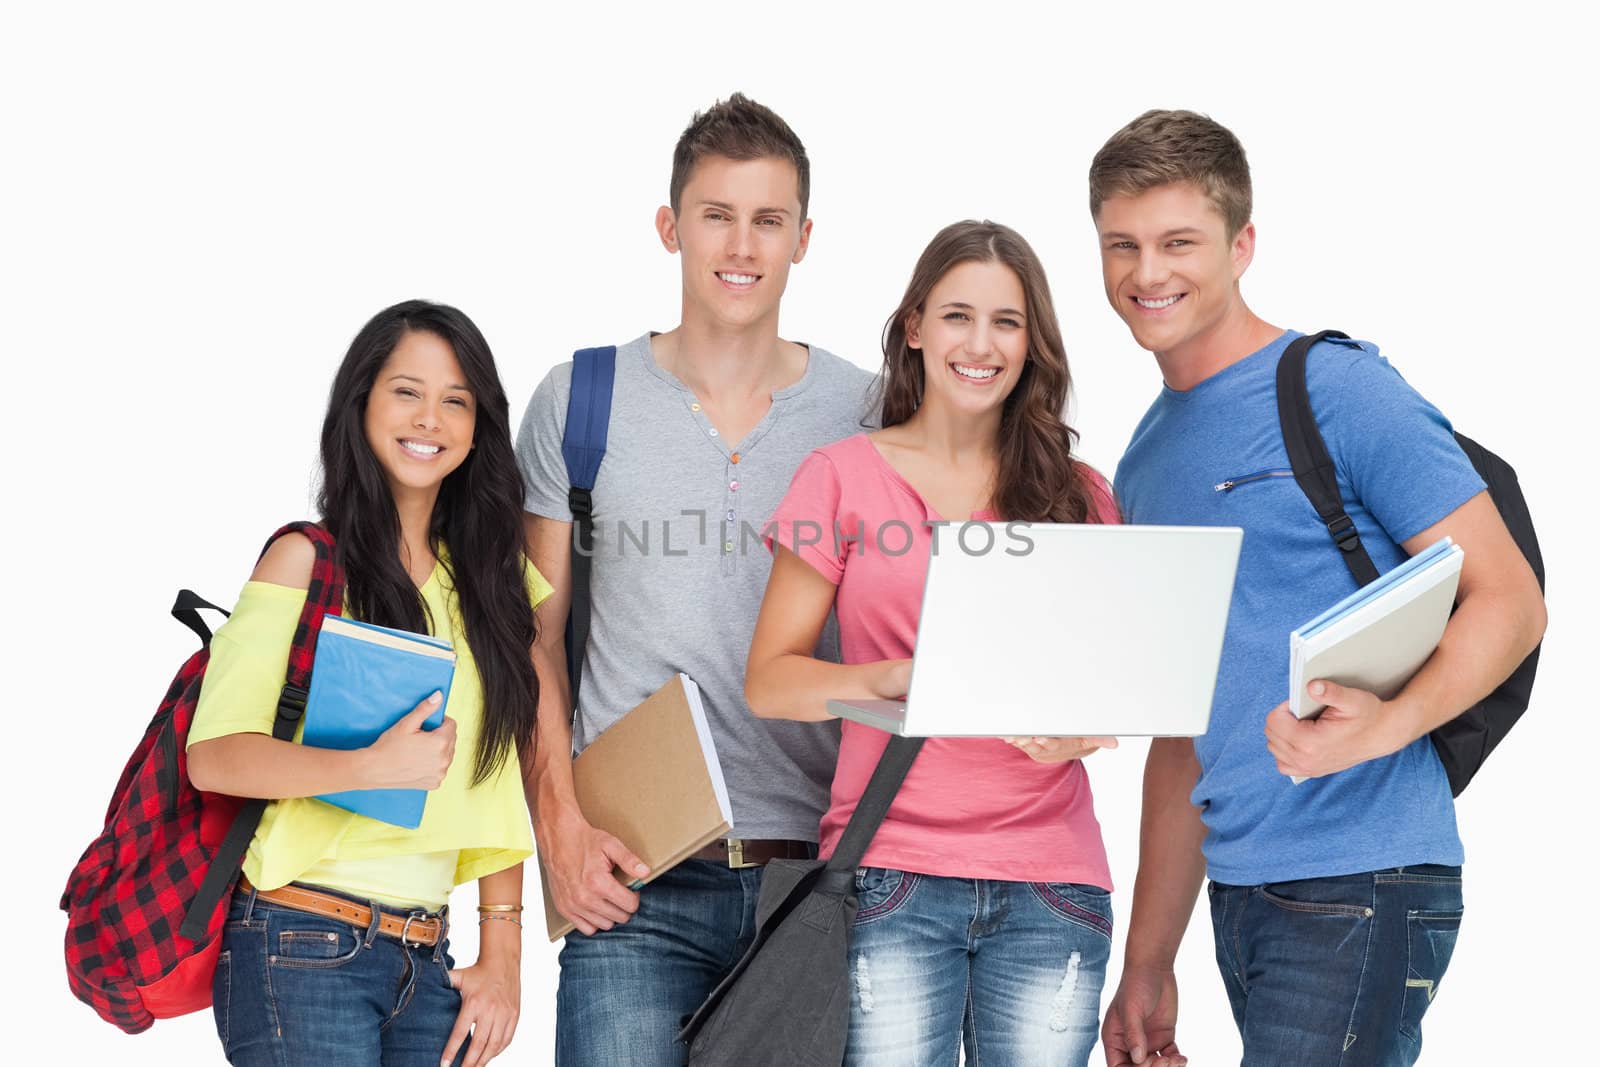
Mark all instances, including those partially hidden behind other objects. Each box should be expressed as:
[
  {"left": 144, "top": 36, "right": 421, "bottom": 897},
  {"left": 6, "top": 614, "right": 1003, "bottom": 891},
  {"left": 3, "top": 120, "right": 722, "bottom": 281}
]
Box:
[{"left": 60, "top": 522, "right": 342, "bottom": 1033}]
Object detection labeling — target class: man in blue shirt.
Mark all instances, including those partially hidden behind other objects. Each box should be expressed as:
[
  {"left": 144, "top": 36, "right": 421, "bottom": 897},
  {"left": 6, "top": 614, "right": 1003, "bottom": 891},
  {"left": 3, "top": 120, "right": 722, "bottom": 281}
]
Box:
[{"left": 1091, "top": 110, "right": 1546, "bottom": 1066}]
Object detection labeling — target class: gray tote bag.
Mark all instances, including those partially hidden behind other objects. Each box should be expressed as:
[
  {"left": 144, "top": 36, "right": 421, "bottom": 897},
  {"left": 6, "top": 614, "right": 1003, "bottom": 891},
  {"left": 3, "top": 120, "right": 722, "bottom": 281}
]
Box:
[{"left": 678, "top": 734, "right": 924, "bottom": 1065}]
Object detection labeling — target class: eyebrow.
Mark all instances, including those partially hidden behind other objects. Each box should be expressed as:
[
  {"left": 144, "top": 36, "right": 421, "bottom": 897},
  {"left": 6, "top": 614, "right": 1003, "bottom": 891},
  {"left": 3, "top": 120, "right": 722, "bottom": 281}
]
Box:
[
  {"left": 698, "top": 199, "right": 794, "bottom": 217},
  {"left": 937, "top": 301, "right": 1027, "bottom": 318},
  {"left": 1099, "top": 226, "right": 1206, "bottom": 241},
  {"left": 387, "top": 373, "right": 473, "bottom": 392}
]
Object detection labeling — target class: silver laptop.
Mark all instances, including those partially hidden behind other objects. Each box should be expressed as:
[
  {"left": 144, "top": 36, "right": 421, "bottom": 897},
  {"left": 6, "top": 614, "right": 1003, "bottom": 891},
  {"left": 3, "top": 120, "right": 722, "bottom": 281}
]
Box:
[{"left": 827, "top": 524, "right": 1242, "bottom": 737}]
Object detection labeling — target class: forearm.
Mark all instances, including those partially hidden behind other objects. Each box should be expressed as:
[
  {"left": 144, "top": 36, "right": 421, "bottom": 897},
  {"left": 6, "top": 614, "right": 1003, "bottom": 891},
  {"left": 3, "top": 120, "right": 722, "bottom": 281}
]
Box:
[
  {"left": 745, "top": 654, "right": 902, "bottom": 722},
  {"left": 187, "top": 733, "right": 374, "bottom": 798},
  {"left": 1385, "top": 582, "right": 1546, "bottom": 746},
  {"left": 1123, "top": 738, "right": 1209, "bottom": 971},
  {"left": 527, "top": 641, "right": 582, "bottom": 835},
  {"left": 474, "top": 865, "right": 524, "bottom": 968}
]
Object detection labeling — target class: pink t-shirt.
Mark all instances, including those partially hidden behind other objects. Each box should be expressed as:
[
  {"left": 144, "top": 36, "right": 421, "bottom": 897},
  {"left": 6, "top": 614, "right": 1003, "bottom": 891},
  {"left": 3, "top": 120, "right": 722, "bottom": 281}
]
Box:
[{"left": 765, "top": 433, "right": 1117, "bottom": 886}]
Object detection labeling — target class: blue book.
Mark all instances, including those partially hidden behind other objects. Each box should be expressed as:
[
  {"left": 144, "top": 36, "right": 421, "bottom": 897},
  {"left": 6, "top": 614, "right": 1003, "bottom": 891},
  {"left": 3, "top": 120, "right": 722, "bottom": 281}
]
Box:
[{"left": 302, "top": 614, "right": 457, "bottom": 829}]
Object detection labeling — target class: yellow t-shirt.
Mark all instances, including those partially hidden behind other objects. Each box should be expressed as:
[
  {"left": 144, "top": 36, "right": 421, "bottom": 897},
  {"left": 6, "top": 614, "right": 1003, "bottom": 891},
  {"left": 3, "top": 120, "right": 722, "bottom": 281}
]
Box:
[{"left": 189, "top": 556, "right": 550, "bottom": 909}]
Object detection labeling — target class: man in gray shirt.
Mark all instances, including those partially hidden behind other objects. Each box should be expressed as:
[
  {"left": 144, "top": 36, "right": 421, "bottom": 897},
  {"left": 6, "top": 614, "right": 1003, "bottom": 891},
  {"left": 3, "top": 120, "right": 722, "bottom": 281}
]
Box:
[{"left": 516, "top": 93, "right": 875, "bottom": 1066}]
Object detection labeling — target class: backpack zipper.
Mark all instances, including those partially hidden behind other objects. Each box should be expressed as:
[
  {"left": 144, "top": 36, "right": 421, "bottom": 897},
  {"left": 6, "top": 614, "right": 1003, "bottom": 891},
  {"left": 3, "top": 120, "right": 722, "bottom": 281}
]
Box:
[{"left": 1214, "top": 469, "right": 1294, "bottom": 492}]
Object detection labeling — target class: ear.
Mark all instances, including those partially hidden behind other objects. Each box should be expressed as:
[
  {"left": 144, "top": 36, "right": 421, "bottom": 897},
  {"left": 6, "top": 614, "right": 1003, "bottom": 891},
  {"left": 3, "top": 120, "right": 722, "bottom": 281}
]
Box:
[
  {"left": 655, "top": 205, "right": 679, "bottom": 254},
  {"left": 791, "top": 217, "right": 814, "bottom": 265},
  {"left": 905, "top": 309, "right": 923, "bottom": 350},
  {"left": 1231, "top": 220, "right": 1257, "bottom": 282}
]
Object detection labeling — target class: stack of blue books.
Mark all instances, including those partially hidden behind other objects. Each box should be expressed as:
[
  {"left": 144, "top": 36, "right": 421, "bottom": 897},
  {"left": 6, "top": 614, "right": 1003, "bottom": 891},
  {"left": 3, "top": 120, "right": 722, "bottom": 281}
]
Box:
[{"left": 302, "top": 615, "right": 457, "bottom": 828}]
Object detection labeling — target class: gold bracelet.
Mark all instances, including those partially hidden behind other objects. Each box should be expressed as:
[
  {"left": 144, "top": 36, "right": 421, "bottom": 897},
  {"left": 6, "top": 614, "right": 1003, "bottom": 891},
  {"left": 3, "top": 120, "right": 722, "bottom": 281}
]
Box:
[
  {"left": 478, "top": 913, "right": 523, "bottom": 928},
  {"left": 476, "top": 903, "right": 524, "bottom": 913}
]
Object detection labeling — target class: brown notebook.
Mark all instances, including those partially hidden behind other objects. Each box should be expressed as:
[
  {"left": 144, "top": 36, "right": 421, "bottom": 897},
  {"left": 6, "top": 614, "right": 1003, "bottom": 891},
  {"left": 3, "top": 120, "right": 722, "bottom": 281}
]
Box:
[{"left": 539, "top": 674, "right": 733, "bottom": 940}]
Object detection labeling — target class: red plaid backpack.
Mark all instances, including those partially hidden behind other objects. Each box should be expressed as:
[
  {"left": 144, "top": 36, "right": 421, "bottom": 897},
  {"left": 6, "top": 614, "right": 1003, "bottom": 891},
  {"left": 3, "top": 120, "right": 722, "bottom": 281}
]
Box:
[{"left": 60, "top": 522, "right": 344, "bottom": 1033}]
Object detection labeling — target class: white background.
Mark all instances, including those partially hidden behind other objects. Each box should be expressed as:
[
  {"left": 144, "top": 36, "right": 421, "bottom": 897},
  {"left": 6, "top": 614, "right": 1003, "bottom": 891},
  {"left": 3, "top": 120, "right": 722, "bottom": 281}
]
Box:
[{"left": 4, "top": 2, "right": 1592, "bottom": 1063}]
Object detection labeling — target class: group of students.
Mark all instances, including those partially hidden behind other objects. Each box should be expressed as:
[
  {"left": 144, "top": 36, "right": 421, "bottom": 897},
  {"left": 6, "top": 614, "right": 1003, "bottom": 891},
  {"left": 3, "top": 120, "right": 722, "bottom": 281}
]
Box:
[{"left": 182, "top": 94, "right": 1547, "bottom": 1067}]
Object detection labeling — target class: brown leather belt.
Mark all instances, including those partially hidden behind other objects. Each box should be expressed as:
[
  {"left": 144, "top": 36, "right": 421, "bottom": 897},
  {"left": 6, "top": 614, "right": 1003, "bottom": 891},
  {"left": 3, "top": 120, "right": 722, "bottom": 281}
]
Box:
[
  {"left": 238, "top": 877, "right": 447, "bottom": 947},
  {"left": 688, "top": 838, "right": 816, "bottom": 869}
]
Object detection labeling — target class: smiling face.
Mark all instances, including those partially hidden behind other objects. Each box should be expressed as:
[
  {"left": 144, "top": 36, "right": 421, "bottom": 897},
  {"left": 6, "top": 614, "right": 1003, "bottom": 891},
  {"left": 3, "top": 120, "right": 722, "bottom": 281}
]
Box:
[
  {"left": 655, "top": 154, "right": 813, "bottom": 333},
  {"left": 1095, "top": 181, "right": 1256, "bottom": 366},
  {"left": 906, "top": 259, "right": 1030, "bottom": 422},
  {"left": 362, "top": 329, "right": 476, "bottom": 500}
]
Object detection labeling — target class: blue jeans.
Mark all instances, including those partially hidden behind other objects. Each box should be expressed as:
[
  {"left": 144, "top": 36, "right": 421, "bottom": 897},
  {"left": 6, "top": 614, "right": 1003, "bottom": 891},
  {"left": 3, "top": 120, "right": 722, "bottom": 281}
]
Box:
[
  {"left": 1209, "top": 865, "right": 1464, "bottom": 1066},
  {"left": 212, "top": 887, "right": 467, "bottom": 1067},
  {"left": 555, "top": 859, "right": 764, "bottom": 1067},
  {"left": 845, "top": 868, "right": 1112, "bottom": 1067}
]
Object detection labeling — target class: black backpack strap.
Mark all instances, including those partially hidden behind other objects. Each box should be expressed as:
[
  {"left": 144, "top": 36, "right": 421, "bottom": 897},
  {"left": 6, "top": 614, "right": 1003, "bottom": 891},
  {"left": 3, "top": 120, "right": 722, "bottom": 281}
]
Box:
[
  {"left": 1276, "top": 330, "right": 1381, "bottom": 587},
  {"left": 171, "top": 590, "right": 230, "bottom": 648},
  {"left": 825, "top": 735, "right": 925, "bottom": 874},
  {"left": 561, "top": 347, "right": 617, "bottom": 711},
  {"left": 179, "top": 522, "right": 344, "bottom": 941}
]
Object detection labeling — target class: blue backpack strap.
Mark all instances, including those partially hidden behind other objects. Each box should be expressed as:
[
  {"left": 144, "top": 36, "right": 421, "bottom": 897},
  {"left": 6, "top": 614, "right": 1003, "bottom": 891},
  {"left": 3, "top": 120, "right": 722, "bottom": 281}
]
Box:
[{"left": 560, "top": 347, "right": 617, "bottom": 705}]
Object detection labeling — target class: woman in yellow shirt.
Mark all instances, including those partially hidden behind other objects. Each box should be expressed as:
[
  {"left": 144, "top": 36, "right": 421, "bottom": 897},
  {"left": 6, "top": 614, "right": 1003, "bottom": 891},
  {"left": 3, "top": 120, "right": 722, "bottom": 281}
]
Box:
[{"left": 187, "top": 300, "right": 545, "bottom": 1067}]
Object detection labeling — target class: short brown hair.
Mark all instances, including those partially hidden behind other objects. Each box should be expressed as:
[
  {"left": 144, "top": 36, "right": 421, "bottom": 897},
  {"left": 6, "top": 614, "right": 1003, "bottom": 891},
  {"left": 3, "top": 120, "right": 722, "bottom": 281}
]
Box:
[
  {"left": 1089, "top": 110, "right": 1252, "bottom": 236},
  {"left": 669, "top": 92, "right": 811, "bottom": 219}
]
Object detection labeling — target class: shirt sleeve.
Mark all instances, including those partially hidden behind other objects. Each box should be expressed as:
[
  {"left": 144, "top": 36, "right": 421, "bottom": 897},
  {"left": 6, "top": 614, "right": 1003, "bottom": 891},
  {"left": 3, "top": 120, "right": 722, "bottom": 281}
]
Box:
[
  {"left": 524, "top": 556, "right": 555, "bottom": 611},
  {"left": 1319, "top": 344, "right": 1486, "bottom": 544},
  {"left": 187, "top": 581, "right": 308, "bottom": 747},
  {"left": 515, "top": 364, "right": 575, "bottom": 521},
  {"left": 764, "top": 450, "right": 849, "bottom": 585}
]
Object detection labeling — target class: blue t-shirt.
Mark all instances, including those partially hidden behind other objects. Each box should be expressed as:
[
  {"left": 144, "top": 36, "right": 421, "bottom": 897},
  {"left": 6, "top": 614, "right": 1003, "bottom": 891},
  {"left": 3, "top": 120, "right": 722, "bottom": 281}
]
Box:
[{"left": 1114, "top": 330, "right": 1485, "bottom": 885}]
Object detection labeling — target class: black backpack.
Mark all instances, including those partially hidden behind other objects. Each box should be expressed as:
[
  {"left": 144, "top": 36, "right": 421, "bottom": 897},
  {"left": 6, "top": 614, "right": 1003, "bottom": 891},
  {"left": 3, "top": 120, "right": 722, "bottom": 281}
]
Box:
[{"left": 1276, "top": 330, "right": 1545, "bottom": 795}]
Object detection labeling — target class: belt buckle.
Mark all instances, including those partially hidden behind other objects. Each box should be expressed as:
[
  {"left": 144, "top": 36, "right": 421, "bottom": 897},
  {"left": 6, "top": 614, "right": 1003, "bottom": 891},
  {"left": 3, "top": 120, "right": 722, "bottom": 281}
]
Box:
[
  {"left": 399, "top": 911, "right": 429, "bottom": 948},
  {"left": 726, "top": 838, "right": 758, "bottom": 870}
]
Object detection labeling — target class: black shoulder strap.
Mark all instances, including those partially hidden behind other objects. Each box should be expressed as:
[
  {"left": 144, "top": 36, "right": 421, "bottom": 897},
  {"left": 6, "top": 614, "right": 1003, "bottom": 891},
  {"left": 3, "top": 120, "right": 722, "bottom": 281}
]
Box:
[
  {"left": 171, "top": 589, "right": 230, "bottom": 647},
  {"left": 179, "top": 522, "right": 343, "bottom": 942},
  {"left": 825, "top": 735, "right": 924, "bottom": 873},
  {"left": 1276, "top": 330, "right": 1380, "bottom": 587},
  {"left": 560, "top": 347, "right": 617, "bottom": 711}
]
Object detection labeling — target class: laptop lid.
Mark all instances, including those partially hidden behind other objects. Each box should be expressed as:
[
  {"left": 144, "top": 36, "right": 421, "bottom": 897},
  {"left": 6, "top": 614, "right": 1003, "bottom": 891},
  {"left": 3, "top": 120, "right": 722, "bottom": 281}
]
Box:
[{"left": 845, "top": 523, "right": 1240, "bottom": 737}]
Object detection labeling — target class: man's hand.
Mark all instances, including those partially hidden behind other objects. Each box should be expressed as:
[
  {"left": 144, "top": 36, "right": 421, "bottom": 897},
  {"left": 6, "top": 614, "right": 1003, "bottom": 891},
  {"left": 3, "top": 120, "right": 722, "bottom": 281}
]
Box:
[
  {"left": 1264, "top": 679, "right": 1405, "bottom": 779},
  {"left": 536, "top": 806, "right": 649, "bottom": 936},
  {"left": 1102, "top": 965, "right": 1186, "bottom": 1066}
]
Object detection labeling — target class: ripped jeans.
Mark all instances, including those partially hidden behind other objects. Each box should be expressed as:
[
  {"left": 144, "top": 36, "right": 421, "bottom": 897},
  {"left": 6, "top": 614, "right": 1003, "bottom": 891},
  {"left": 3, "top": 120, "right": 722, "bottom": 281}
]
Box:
[
  {"left": 1209, "top": 864, "right": 1464, "bottom": 1066},
  {"left": 844, "top": 868, "right": 1112, "bottom": 1067}
]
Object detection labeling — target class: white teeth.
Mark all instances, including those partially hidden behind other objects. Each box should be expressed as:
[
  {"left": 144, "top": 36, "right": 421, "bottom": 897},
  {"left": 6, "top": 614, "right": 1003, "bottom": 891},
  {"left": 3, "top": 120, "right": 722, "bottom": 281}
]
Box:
[
  {"left": 1135, "top": 294, "right": 1182, "bottom": 309},
  {"left": 719, "top": 272, "right": 757, "bottom": 285},
  {"left": 953, "top": 364, "right": 999, "bottom": 380},
  {"left": 400, "top": 440, "right": 441, "bottom": 455}
]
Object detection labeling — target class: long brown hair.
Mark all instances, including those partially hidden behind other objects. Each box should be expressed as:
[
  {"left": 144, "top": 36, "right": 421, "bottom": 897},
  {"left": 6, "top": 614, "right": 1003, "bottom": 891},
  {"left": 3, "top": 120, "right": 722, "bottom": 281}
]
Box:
[{"left": 876, "top": 219, "right": 1096, "bottom": 523}]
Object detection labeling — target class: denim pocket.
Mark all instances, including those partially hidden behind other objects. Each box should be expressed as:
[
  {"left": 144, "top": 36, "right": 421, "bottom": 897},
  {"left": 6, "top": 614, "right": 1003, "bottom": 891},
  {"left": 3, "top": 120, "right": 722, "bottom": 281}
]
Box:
[
  {"left": 269, "top": 919, "right": 365, "bottom": 970},
  {"left": 1261, "top": 878, "right": 1375, "bottom": 919},
  {"left": 853, "top": 867, "right": 918, "bottom": 925},
  {"left": 1029, "top": 882, "right": 1114, "bottom": 940},
  {"left": 1399, "top": 909, "right": 1462, "bottom": 1041}
]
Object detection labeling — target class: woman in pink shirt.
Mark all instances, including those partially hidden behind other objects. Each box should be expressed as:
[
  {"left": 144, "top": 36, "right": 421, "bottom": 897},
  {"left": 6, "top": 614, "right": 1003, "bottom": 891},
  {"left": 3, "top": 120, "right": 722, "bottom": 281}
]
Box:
[{"left": 746, "top": 220, "right": 1122, "bottom": 1066}]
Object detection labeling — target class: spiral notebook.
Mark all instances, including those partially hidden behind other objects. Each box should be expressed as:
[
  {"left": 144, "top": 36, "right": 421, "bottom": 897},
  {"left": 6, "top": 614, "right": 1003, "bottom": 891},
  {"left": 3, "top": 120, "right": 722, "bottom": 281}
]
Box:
[{"left": 302, "top": 614, "right": 457, "bottom": 828}]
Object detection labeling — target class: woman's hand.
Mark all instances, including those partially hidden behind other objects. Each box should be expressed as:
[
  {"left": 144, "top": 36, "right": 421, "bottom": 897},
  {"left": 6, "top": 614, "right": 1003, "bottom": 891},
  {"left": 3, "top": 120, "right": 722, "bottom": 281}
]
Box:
[
  {"left": 360, "top": 691, "right": 457, "bottom": 790},
  {"left": 870, "top": 658, "right": 914, "bottom": 700},
  {"left": 442, "top": 949, "right": 520, "bottom": 1066},
  {"left": 1004, "top": 735, "right": 1118, "bottom": 764}
]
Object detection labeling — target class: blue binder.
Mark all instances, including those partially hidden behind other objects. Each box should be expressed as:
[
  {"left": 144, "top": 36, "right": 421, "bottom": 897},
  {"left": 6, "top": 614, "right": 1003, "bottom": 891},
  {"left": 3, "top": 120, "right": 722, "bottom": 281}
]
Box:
[{"left": 302, "top": 615, "right": 457, "bottom": 829}]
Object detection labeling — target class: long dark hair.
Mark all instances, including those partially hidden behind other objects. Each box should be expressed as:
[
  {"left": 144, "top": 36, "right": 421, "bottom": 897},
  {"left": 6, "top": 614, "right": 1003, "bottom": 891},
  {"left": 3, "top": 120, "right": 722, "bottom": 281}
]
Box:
[
  {"left": 876, "top": 220, "right": 1096, "bottom": 523},
  {"left": 317, "top": 299, "right": 537, "bottom": 784}
]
